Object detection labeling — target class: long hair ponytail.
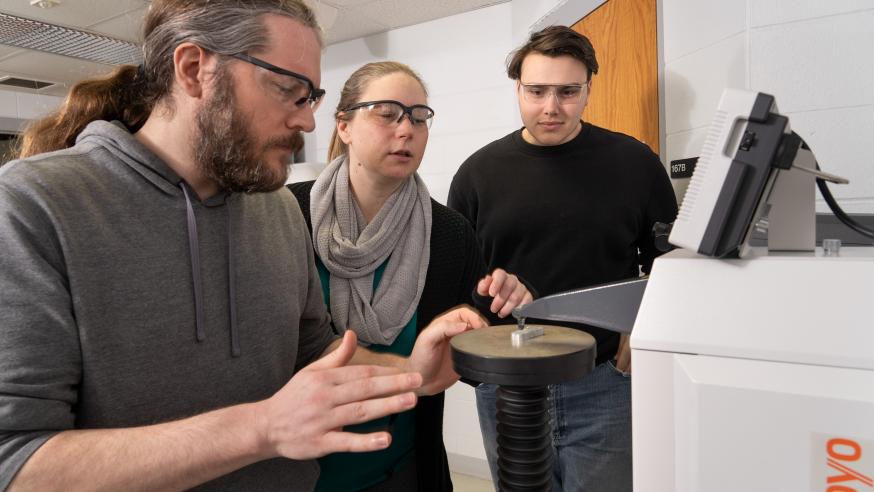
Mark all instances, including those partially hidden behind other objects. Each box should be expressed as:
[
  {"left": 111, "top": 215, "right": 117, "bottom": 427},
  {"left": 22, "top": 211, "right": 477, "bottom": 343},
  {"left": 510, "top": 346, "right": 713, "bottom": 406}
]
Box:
[
  {"left": 17, "top": 65, "right": 149, "bottom": 158},
  {"left": 16, "top": 0, "right": 320, "bottom": 159}
]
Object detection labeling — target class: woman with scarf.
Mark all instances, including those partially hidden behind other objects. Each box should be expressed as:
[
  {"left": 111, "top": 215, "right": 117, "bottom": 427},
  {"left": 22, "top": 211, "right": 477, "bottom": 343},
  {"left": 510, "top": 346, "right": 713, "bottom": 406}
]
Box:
[{"left": 287, "top": 61, "right": 532, "bottom": 492}]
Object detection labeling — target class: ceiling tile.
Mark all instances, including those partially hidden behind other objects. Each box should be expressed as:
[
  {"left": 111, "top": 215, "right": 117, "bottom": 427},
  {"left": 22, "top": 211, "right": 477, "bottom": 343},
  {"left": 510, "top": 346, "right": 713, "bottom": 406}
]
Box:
[
  {"left": 351, "top": 0, "right": 503, "bottom": 33},
  {"left": 324, "top": 0, "right": 379, "bottom": 7},
  {"left": 0, "top": 0, "right": 511, "bottom": 99},
  {"left": 324, "top": 9, "right": 389, "bottom": 45},
  {"left": 0, "top": 0, "right": 146, "bottom": 31},
  {"left": 88, "top": 6, "right": 149, "bottom": 43},
  {"left": 0, "top": 48, "right": 109, "bottom": 92},
  {"left": 0, "top": 44, "right": 21, "bottom": 60}
]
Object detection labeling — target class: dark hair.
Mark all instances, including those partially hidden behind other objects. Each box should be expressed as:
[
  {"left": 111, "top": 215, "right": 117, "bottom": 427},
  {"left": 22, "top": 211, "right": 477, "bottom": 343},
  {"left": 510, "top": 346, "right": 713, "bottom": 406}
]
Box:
[
  {"left": 506, "top": 25, "right": 599, "bottom": 81},
  {"left": 17, "top": 0, "right": 320, "bottom": 159},
  {"left": 327, "top": 61, "right": 428, "bottom": 162}
]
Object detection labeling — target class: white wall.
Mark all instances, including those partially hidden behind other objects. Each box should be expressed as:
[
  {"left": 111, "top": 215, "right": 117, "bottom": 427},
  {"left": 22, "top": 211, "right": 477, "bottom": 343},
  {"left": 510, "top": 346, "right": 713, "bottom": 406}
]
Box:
[
  {"left": 0, "top": 88, "right": 62, "bottom": 133},
  {"left": 662, "top": 0, "right": 874, "bottom": 213},
  {"left": 314, "top": 3, "right": 517, "bottom": 205}
]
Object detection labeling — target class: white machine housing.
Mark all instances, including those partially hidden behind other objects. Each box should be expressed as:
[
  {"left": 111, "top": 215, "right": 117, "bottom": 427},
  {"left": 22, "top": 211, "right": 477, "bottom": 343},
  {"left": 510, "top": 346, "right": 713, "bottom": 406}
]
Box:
[
  {"left": 669, "top": 89, "right": 817, "bottom": 258},
  {"left": 631, "top": 247, "right": 874, "bottom": 491},
  {"left": 632, "top": 87, "right": 874, "bottom": 491}
]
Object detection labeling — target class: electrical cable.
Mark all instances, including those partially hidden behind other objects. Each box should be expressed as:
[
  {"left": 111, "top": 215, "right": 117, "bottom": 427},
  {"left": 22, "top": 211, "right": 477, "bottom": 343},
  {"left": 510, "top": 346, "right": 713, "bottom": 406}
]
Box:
[{"left": 815, "top": 165, "right": 874, "bottom": 240}]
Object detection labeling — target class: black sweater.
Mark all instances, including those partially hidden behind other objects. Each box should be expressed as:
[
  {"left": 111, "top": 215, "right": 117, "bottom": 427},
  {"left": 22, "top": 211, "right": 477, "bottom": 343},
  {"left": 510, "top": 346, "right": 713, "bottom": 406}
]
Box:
[
  {"left": 448, "top": 124, "right": 678, "bottom": 363},
  {"left": 288, "top": 181, "right": 489, "bottom": 492}
]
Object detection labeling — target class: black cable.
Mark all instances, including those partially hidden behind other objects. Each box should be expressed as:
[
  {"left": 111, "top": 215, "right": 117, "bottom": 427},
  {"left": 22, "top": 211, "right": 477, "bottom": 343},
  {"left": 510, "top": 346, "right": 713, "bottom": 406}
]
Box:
[{"left": 815, "top": 170, "right": 874, "bottom": 240}]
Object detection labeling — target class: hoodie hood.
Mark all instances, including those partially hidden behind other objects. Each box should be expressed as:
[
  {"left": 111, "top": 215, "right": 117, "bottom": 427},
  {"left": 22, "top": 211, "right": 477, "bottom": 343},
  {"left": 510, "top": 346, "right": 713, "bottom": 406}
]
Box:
[
  {"left": 77, "top": 120, "right": 183, "bottom": 196},
  {"left": 76, "top": 120, "right": 241, "bottom": 357}
]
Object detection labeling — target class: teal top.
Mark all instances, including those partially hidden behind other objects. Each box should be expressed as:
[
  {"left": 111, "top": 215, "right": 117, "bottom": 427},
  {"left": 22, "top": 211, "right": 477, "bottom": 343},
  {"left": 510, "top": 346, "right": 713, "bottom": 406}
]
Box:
[{"left": 314, "top": 258, "right": 417, "bottom": 492}]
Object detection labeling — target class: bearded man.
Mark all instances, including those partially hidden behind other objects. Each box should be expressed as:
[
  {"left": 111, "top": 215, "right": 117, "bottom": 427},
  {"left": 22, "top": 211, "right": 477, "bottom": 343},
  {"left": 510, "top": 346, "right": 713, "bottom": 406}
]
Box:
[{"left": 0, "top": 1, "right": 484, "bottom": 490}]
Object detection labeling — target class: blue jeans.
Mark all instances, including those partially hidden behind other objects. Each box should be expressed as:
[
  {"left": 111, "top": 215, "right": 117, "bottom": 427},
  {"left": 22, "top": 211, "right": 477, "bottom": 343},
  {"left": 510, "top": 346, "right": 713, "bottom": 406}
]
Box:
[{"left": 475, "top": 361, "right": 632, "bottom": 492}]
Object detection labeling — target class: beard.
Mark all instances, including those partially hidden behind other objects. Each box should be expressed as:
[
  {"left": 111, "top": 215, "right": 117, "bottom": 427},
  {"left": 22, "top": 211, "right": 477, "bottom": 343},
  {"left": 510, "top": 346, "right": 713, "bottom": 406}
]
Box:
[{"left": 194, "top": 66, "right": 301, "bottom": 193}]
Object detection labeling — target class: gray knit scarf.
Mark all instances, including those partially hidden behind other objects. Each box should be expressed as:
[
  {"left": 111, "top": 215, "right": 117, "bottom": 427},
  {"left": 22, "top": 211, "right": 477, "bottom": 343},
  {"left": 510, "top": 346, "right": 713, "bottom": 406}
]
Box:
[{"left": 310, "top": 155, "right": 432, "bottom": 345}]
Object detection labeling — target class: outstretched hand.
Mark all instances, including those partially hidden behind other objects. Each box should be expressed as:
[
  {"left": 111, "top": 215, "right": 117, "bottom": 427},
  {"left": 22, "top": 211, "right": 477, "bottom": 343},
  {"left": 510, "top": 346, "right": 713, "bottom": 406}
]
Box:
[
  {"left": 405, "top": 305, "right": 487, "bottom": 395},
  {"left": 477, "top": 268, "right": 534, "bottom": 318},
  {"left": 257, "top": 331, "right": 423, "bottom": 461}
]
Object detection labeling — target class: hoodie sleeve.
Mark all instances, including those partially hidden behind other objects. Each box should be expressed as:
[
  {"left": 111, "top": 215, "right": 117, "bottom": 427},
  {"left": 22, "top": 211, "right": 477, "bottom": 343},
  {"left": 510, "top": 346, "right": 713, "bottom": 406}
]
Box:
[
  {"left": 0, "top": 176, "right": 80, "bottom": 491},
  {"left": 289, "top": 195, "right": 337, "bottom": 372}
]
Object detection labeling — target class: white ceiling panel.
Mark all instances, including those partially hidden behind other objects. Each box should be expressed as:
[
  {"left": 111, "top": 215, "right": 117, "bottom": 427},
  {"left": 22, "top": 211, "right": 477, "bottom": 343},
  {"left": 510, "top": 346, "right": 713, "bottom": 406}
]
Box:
[
  {"left": 328, "top": 0, "right": 506, "bottom": 44},
  {"left": 356, "top": 0, "right": 499, "bottom": 27},
  {"left": 0, "top": 0, "right": 148, "bottom": 31},
  {"left": 0, "top": 48, "right": 108, "bottom": 95},
  {"left": 1, "top": 49, "right": 110, "bottom": 75},
  {"left": 89, "top": 6, "right": 149, "bottom": 43},
  {"left": 323, "top": 0, "right": 378, "bottom": 7},
  {"left": 323, "top": 8, "right": 389, "bottom": 45},
  {"left": 0, "top": 0, "right": 510, "bottom": 99},
  {"left": 0, "top": 44, "right": 20, "bottom": 59}
]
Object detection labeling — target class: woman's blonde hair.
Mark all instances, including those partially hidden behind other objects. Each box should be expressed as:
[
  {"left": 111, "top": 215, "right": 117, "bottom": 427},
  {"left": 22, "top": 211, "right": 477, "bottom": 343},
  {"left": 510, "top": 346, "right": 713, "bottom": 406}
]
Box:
[
  {"left": 327, "top": 61, "right": 428, "bottom": 162},
  {"left": 16, "top": 0, "right": 320, "bottom": 159}
]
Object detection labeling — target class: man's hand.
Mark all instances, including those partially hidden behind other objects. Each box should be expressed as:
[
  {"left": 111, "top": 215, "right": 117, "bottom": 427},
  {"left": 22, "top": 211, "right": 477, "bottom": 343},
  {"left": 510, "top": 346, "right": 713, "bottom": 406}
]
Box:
[
  {"left": 405, "top": 305, "right": 487, "bottom": 395},
  {"left": 256, "top": 331, "right": 423, "bottom": 461},
  {"left": 614, "top": 333, "right": 631, "bottom": 374},
  {"left": 477, "top": 268, "right": 534, "bottom": 318}
]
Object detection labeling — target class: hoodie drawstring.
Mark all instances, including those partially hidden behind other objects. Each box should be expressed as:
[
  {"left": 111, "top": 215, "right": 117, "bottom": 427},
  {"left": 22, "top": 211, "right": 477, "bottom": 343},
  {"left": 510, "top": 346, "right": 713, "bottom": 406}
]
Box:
[
  {"left": 227, "top": 205, "right": 240, "bottom": 357},
  {"left": 180, "top": 181, "right": 240, "bottom": 357},
  {"left": 180, "top": 182, "right": 206, "bottom": 344}
]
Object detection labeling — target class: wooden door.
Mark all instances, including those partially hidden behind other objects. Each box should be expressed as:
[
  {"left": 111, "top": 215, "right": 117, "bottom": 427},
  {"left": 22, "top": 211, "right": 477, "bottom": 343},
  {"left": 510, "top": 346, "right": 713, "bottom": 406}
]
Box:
[{"left": 573, "top": 0, "right": 659, "bottom": 154}]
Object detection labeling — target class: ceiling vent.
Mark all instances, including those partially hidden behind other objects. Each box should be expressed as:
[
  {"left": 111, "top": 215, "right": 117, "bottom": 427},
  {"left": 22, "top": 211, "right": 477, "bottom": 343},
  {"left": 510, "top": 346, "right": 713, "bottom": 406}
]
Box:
[
  {"left": 0, "top": 75, "right": 54, "bottom": 90},
  {"left": 0, "top": 11, "right": 141, "bottom": 66}
]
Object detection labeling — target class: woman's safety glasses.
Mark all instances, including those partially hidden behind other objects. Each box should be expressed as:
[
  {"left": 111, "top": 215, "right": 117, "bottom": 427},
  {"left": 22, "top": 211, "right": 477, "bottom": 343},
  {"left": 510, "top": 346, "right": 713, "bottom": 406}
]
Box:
[{"left": 341, "top": 100, "right": 435, "bottom": 129}]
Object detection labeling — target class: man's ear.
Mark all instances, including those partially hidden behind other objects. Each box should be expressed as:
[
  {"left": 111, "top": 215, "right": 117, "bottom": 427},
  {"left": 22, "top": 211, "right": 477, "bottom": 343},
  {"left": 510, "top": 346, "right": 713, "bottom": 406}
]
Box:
[
  {"left": 173, "top": 42, "right": 212, "bottom": 98},
  {"left": 337, "top": 119, "right": 352, "bottom": 145}
]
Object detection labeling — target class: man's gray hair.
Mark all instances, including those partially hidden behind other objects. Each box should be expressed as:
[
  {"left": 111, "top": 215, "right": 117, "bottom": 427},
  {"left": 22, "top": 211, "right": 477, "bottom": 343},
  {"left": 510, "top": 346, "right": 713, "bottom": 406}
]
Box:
[{"left": 142, "top": 0, "right": 322, "bottom": 111}]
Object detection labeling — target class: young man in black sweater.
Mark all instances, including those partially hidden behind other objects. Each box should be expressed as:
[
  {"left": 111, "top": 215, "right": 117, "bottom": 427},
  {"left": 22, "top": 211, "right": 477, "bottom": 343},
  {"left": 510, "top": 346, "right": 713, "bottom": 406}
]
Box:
[{"left": 448, "top": 26, "right": 678, "bottom": 491}]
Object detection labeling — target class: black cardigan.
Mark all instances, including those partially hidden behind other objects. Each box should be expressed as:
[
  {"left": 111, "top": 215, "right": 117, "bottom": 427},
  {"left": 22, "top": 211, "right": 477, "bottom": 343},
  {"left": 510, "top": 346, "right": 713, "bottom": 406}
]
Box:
[{"left": 288, "top": 181, "right": 489, "bottom": 492}]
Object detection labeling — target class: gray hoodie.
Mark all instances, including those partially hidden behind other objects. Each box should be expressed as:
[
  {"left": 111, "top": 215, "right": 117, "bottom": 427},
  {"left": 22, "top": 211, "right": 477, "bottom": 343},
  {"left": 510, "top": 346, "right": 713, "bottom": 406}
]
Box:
[{"left": 0, "top": 120, "right": 335, "bottom": 490}]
